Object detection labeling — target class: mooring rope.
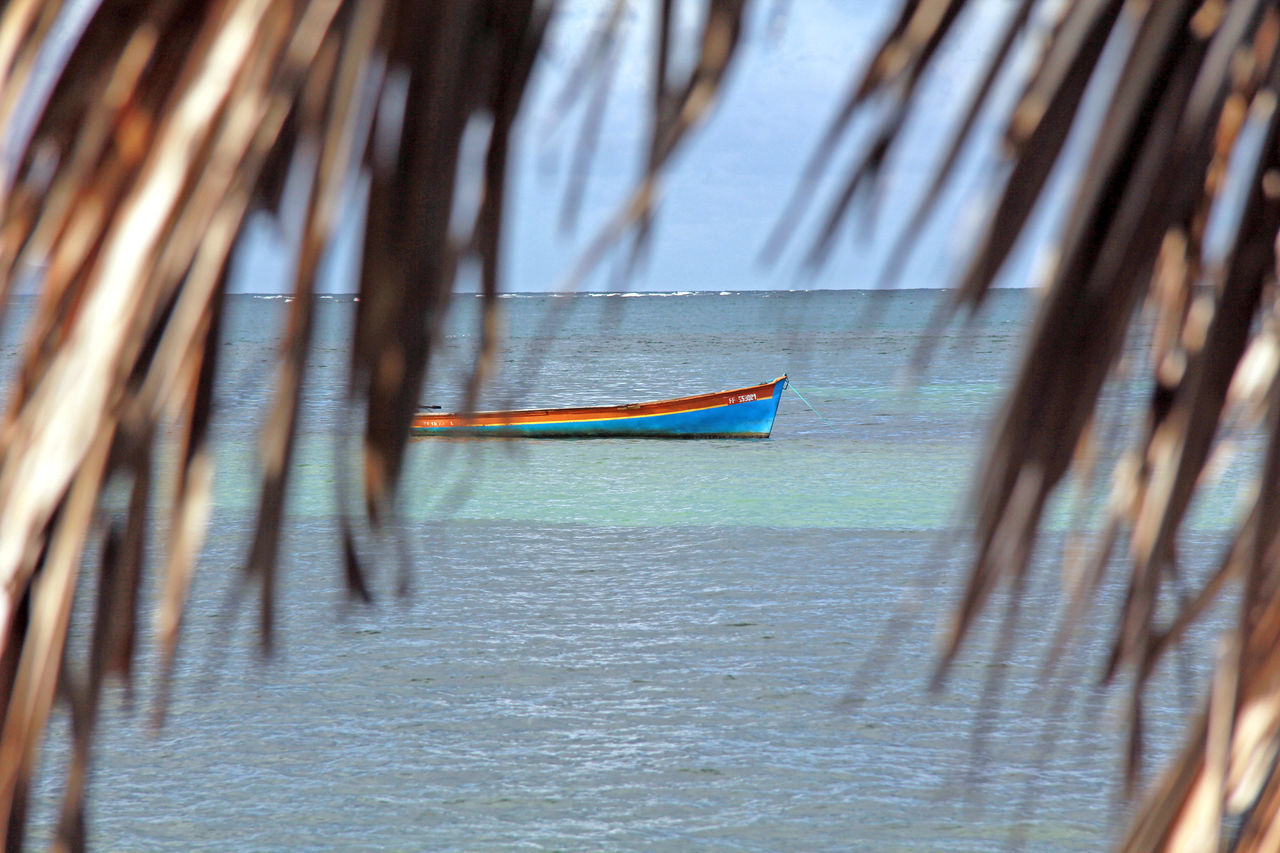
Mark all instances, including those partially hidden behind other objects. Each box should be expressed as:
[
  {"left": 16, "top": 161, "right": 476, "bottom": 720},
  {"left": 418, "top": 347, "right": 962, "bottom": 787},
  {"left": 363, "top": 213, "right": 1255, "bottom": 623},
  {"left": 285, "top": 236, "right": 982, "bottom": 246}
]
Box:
[{"left": 786, "top": 381, "right": 834, "bottom": 426}]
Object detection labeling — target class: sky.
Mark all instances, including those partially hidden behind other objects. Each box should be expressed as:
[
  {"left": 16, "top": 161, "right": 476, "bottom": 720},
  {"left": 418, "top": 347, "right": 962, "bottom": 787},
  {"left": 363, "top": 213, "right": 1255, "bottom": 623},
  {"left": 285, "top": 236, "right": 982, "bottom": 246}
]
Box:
[
  {"left": 12, "top": 0, "right": 1049, "bottom": 295},
  {"left": 500, "top": 0, "right": 1043, "bottom": 294},
  {"left": 230, "top": 0, "right": 1048, "bottom": 295}
]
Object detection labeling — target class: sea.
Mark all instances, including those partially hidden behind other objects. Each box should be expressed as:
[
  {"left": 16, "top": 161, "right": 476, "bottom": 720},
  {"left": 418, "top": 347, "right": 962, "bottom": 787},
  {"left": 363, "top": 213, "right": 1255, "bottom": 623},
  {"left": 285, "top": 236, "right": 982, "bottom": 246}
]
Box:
[{"left": 14, "top": 288, "right": 1248, "bottom": 851}]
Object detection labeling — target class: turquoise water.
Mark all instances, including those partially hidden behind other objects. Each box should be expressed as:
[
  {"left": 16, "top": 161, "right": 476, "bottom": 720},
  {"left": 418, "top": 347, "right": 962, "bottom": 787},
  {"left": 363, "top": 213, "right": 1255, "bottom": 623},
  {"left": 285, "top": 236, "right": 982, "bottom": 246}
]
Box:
[{"left": 22, "top": 290, "right": 1246, "bottom": 850}]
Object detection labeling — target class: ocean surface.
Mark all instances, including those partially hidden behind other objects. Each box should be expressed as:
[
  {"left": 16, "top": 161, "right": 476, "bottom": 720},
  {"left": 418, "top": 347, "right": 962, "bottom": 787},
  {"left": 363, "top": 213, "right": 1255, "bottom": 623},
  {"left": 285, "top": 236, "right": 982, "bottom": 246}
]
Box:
[{"left": 15, "top": 289, "right": 1247, "bottom": 850}]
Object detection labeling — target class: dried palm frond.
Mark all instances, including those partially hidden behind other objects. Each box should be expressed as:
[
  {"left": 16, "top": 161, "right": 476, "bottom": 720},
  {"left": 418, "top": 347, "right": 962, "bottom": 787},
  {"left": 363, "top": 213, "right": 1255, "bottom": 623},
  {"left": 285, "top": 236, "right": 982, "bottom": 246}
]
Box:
[
  {"left": 768, "top": 0, "right": 1280, "bottom": 848},
  {"left": 0, "top": 0, "right": 756, "bottom": 847}
]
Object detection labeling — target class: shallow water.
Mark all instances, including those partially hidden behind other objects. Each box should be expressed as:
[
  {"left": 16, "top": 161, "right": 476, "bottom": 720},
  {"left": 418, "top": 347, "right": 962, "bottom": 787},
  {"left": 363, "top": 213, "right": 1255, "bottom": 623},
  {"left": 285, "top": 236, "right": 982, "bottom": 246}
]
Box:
[{"left": 20, "top": 290, "right": 1246, "bottom": 850}]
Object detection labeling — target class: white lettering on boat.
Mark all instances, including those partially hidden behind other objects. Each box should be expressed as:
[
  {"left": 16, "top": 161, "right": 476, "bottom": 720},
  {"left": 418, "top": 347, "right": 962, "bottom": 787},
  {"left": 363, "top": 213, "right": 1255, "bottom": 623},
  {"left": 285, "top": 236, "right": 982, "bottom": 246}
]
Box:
[{"left": 731, "top": 393, "right": 757, "bottom": 404}]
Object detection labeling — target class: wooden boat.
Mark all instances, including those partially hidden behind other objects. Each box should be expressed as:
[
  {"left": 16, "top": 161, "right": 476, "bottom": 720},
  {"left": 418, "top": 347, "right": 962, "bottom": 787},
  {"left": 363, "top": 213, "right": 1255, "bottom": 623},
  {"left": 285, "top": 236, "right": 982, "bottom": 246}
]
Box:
[{"left": 412, "top": 376, "right": 787, "bottom": 438}]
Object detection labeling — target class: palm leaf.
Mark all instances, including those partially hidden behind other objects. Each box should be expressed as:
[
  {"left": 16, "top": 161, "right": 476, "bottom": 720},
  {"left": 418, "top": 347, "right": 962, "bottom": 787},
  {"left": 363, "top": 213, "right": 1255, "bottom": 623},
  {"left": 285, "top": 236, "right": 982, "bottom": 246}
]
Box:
[
  {"left": 791, "top": 1, "right": 1280, "bottom": 848},
  {"left": 0, "top": 0, "right": 757, "bottom": 845}
]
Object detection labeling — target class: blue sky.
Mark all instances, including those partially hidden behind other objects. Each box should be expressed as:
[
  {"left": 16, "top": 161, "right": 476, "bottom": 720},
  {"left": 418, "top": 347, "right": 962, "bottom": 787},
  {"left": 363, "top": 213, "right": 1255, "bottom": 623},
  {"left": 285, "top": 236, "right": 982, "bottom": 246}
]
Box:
[
  {"left": 228, "top": 0, "right": 1044, "bottom": 294},
  {"left": 500, "top": 0, "right": 1039, "bottom": 294},
  {"left": 9, "top": 0, "right": 1051, "bottom": 295}
]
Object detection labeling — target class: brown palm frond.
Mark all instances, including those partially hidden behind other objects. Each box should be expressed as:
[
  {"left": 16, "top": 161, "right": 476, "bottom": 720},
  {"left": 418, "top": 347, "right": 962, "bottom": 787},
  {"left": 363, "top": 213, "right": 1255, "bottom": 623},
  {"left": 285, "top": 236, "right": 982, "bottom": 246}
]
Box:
[
  {"left": 0, "top": 0, "right": 761, "bottom": 844},
  {"left": 0, "top": 0, "right": 559, "bottom": 842},
  {"left": 794, "top": 0, "right": 1280, "bottom": 848}
]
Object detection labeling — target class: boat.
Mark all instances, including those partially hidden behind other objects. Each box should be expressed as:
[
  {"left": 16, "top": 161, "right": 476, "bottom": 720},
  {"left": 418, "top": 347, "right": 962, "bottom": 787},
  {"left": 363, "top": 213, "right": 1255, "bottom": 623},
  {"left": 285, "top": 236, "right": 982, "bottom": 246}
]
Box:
[{"left": 411, "top": 376, "right": 787, "bottom": 438}]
